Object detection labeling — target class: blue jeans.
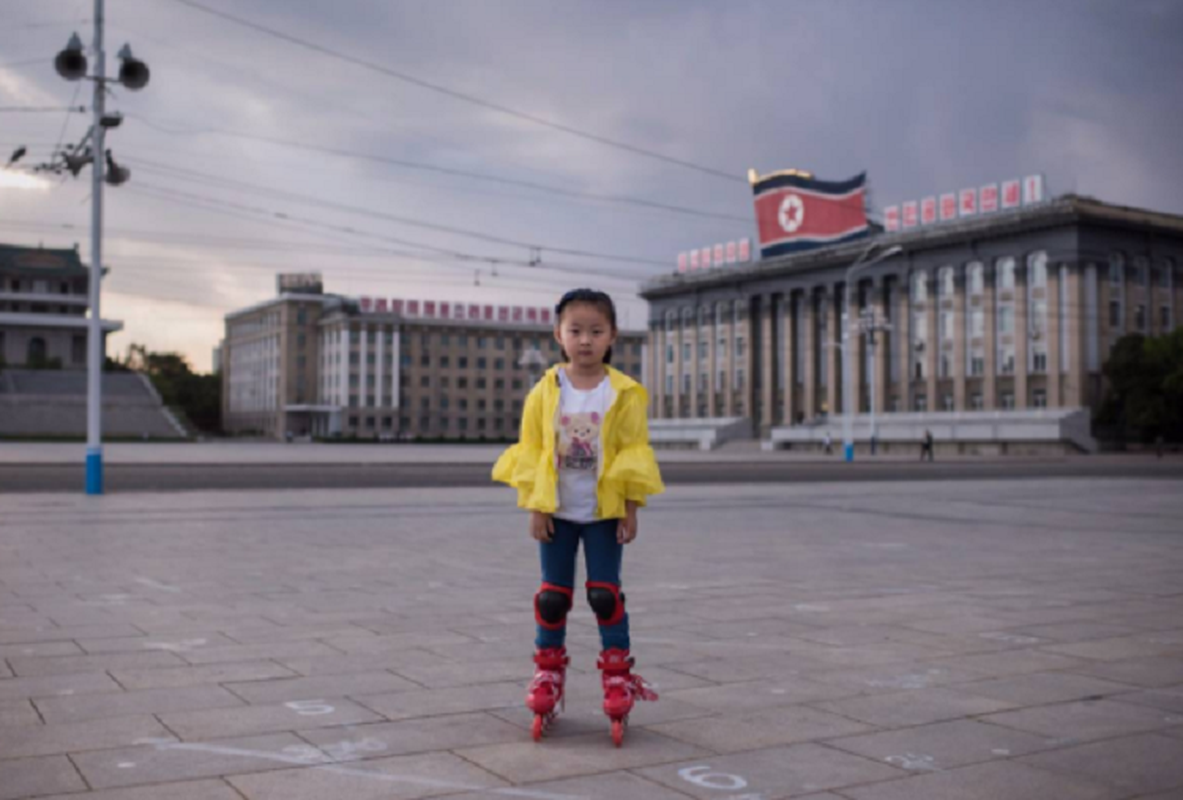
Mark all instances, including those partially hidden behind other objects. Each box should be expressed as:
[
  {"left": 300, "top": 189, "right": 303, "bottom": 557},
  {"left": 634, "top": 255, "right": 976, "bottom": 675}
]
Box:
[{"left": 537, "top": 517, "right": 629, "bottom": 651}]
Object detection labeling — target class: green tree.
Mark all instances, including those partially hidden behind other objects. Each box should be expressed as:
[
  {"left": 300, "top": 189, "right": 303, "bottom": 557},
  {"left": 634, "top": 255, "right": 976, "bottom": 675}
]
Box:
[
  {"left": 1098, "top": 330, "right": 1183, "bottom": 443},
  {"left": 120, "top": 343, "right": 222, "bottom": 434}
]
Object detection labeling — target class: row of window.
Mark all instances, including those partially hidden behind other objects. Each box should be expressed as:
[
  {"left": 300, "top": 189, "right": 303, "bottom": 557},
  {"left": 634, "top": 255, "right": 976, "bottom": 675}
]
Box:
[
  {"left": 346, "top": 415, "right": 520, "bottom": 433},
  {"left": 0, "top": 279, "right": 82, "bottom": 295}
]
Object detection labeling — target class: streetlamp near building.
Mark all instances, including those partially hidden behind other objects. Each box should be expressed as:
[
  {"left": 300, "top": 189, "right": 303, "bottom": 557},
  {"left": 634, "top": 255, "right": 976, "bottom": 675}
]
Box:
[{"left": 842, "top": 244, "right": 902, "bottom": 462}]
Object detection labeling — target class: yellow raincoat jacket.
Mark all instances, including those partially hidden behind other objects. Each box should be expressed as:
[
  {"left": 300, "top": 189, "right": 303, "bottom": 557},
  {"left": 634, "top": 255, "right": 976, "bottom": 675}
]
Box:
[{"left": 492, "top": 365, "right": 664, "bottom": 518}]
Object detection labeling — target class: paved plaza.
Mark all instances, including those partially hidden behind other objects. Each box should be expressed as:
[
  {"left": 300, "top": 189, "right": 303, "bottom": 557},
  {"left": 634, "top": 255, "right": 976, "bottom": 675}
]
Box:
[{"left": 0, "top": 477, "right": 1182, "bottom": 799}]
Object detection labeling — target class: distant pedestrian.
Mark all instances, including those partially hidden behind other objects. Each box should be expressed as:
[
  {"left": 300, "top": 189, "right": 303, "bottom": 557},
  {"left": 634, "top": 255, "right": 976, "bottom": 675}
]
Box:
[
  {"left": 823, "top": 431, "right": 833, "bottom": 455},
  {"left": 921, "top": 429, "right": 934, "bottom": 462}
]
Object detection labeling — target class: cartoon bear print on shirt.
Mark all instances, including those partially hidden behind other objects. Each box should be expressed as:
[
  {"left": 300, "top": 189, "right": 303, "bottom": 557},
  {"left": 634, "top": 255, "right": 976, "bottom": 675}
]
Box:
[{"left": 558, "top": 411, "right": 601, "bottom": 472}]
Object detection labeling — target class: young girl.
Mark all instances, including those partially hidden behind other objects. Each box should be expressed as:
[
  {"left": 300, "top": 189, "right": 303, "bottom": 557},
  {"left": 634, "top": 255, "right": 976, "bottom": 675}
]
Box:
[{"left": 492, "top": 288, "right": 664, "bottom": 746}]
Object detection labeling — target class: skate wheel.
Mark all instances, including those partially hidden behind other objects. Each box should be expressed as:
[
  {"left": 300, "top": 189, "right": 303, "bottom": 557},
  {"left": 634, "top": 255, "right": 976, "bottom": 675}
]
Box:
[
  {"left": 611, "top": 719, "right": 624, "bottom": 747},
  {"left": 532, "top": 715, "right": 544, "bottom": 742}
]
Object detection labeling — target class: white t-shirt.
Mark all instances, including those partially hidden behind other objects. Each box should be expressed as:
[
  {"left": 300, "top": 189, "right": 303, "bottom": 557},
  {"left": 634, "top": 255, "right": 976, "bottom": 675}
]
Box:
[{"left": 554, "top": 369, "right": 612, "bottom": 523}]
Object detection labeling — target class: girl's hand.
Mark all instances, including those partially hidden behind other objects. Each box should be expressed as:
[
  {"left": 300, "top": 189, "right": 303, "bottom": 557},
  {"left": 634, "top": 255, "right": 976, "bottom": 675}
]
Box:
[
  {"left": 617, "top": 504, "right": 638, "bottom": 545},
  {"left": 531, "top": 511, "right": 555, "bottom": 543}
]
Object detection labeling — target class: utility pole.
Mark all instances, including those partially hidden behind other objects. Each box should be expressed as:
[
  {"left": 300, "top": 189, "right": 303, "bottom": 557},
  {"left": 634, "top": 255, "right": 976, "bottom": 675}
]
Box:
[{"left": 52, "top": 0, "right": 150, "bottom": 494}]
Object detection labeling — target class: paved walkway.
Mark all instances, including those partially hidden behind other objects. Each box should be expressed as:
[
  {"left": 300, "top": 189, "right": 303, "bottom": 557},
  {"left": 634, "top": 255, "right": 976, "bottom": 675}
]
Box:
[{"left": 1, "top": 478, "right": 1181, "bottom": 799}]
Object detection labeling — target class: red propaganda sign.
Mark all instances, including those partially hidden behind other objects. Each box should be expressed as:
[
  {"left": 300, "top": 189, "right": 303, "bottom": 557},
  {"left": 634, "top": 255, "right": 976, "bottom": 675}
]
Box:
[
  {"left": 359, "top": 296, "right": 373, "bottom": 313},
  {"left": 375, "top": 298, "right": 389, "bottom": 313},
  {"left": 406, "top": 300, "right": 419, "bottom": 316},
  {"left": 497, "top": 306, "right": 509, "bottom": 322},
  {"left": 980, "top": 184, "right": 999, "bottom": 213},
  {"left": 959, "top": 188, "right": 977, "bottom": 217},
  {"left": 701, "top": 246, "right": 712, "bottom": 269},
  {"left": 751, "top": 171, "right": 868, "bottom": 256},
  {"left": 541, "top": 307, "right": 552, "bottom": 324},
  {"left": 677, "top": 252, "right": 688, "bottom": 273},
  {"left": 1023, "top": 174, "right": 1044, "bottom": 204},
  {"left": 738, "top": 238, "right": 751, "bottom": 261},
  {"left": 726, "top": 241, "right": 737, "bottom": 263},
  {"left": 884, "top": 206, "right": 900, "bottom": 231},
  {"left": 512, "top": 306, "right": 524, "bottom": 322},
  {"left": 713, "top": 243, "right": 725, "bottom": 265},
  {"left": 424, "top": 301, "right": 436, "bottom": 318},
  {"left": 1001, "top": 179, "right": 1021, "bottom": 209},
  {"left": 689, "top": 250, "right": 700, "bottom": 270},
  {"left": 440, "top": 302, "right": 451, "bottom": 319},
  {"left": 526, "top": 307, "right": 538, "bottom": 323},
  {"left": 939, "top": 193, "right": 957, "bottom": 221},
  {"left": 468, "top": 304, "right": 481, "bottom": 320},
  {"left": 484, "top": 305, "right": 494, "bottom": 320},
  {"left": 902, "top": 201, "right": 919, "bottom": 228},
  {"left": 921, "top": 197, "right": 937, "bottom": 225},
  {"left": 392, "top": 299, "right": 405, "bottom": 315}
]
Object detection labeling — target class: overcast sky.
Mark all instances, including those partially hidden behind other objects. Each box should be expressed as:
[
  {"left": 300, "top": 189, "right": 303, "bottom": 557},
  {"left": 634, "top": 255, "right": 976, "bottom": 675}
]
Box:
[{"left": 3, "top": 0, "right": 1181, "bottom": 372}]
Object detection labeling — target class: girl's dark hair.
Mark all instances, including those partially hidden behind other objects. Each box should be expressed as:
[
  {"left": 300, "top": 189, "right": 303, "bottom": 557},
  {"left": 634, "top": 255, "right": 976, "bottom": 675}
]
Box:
[{"left": 555, "top": 288, "right": 617, "bottom": 364}]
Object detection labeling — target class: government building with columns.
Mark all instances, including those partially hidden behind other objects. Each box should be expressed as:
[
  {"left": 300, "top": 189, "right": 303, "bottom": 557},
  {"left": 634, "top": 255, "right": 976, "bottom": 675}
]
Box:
[{"left": 641, "top": 195, "right": 1182, "bottom": 454}]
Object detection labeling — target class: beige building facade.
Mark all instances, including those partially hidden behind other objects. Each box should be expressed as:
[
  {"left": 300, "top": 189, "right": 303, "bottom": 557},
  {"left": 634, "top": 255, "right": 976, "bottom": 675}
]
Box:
[
  {"left": 642, "top": 196, "right": 1182, "bottom": 451},
  {"left": 222, "top": 283, "right": 646, "bottom": 440}
]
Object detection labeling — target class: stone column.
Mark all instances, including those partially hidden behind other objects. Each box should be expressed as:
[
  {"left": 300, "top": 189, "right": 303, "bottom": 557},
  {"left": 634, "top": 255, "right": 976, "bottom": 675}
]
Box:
[
  {"left": 673, "top": 315, "right": 684, "bottom": 419},
  {"left": 358, "top": 324, "right": 369, "bottom": 409},
  {"left": 846, "top": 282, "right": 863, "bottom": 417},
  {"left": 953, "top": 268, "right": 967, "bottom": 411},
  {"left": 925, "top": 276, "right": 938, "bottom": 411},
  {"left": 825, "top": 290, "right": 840, "bottom": 419},
  {"left": 1015, "top": 262, "right": 1029, "bottom": 409},
  {"left": 719, "top": 305, "right": 728, "bottom": 416},
  {"left": 802, "top": 291, "right": 816, "bottom": 420},
  {"left": 743, "top": 300, "right": 757, "bottom": 419},
  {"left": 896, "top": 275, "right": 911, "bottom": 412},
  {"left": 654, "top": 323, "right": 666, "bottom": 419},
  {"left": 707, "top": 308, "right": 718, "bottom": 418},
  {"left": 1047, "top": 266, "right": 1062, "bottom": 408},
  {"left": 983, "top": 264, "right": 998, "bottom": 410},
  {"left": 1065, "top": 263, "right": 1086, "bottom": 407},
  {"left": 783, "top": 291, "right": 796, "bottom": 425},
  {"left": 761, "top": 295, "right": 775, "bottom": 431},
  {"left": 873, "top": 279, "right": 888, "bottom": 415},
  {"left": 688, "top": 311, "right": 699, "bottom": 418},
  {"left": 375, "top": 324, "right": 385, "bottom": 408}
]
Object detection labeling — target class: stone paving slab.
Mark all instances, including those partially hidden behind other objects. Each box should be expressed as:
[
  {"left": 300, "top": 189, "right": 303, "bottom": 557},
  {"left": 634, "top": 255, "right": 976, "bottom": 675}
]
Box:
[{"left": 1, "top": 478, "right": 1182, "bottom": 799}]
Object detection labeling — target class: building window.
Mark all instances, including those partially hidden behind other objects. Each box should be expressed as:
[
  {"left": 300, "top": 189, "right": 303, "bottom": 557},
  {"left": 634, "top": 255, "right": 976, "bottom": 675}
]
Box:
[
  {"left": 999, "top": 306, "right": 1014, "bottom": 334},
  {"left": 420, "top": 376, "right": 429, "bottom": 387},
  {"left": 1033, "top": 389, "right": 1047, "bottom": 409},
  {"left": 512, "top": 379, "right": 522, "bottom": 390},
  {"left": 682, "top": 374, "right": 690, "bottom": 393},
  {"left": 440, "top": 376, "right": 450, "bottom": 388},
  {"left": 1110, "top": 300, "right": 1121, "bottom": 327},
  {"left": 735, "top": 367, "right": 745, "bottom": 390},
  {"left": 477, "top": 357, "right": 487, "bottom": 369},
  {"left": 496, "top": 337, "right": 505, "bottom": 350},
  {"left": 458, "top": 377, "right": 468, "bottom": 389},
  {"left": 1109, "top": 253, "right": 1124, "bottom": 285},
  {"left": 349, "top": 415, "right": 359, "bottom": 427},
  {"left": 458, "top": 357, "right": 468, "bottom": 369},
  {"left": 683, "top": 342, "right": 691, "bottom": 361},
  {"left": 910, "top": 271, "right": 928, "bottom": 303},
  {"left": 942, "top": 393, "right": 954, "bottom": 411},
  {"left": 970, "top": 392, "right": 983, "bottom": 410},
  {"left": 1135, "top": 305, "right": 1146, "bottom": 332},
  {"left": 1033, "top": 352, "right": 1047, "bottom": 373},
  {"left": 735, "top": 338, "right": 745, "bottom": 358},
  {"left": 477, "top": 377, "right": 486, "bottom": 389},
  {"left": 71, "top": 335, "right": 85, "bottom": 365},
  {"left": 1028, "top": 251, "right": 1048, "bottom": 288},
  {"left": 1001, "top": 391, "right": 1015, "bottom": 410},
  {"left": 420, "top": 355, "right": 430, "bottom": 367},
  {"left": 440, "top": 396, "right": 450, "bottom": 410},
  {"left": 998, "top": 257, "right": 1016, "bottom": 291},
  {"left": 968, "top": 262, "right": 984, "bottom": 295},
  {"left": 494, "top": 358, "right": 504, "bottom": 370},
  {"left": 665, "top": 375, "right": 674, "bottom": 395},
  {"left": 914, "top": 395, "right": 927, "bottom": 412},
  {"left": 478, "top": 398, "right": 487, "bottom": 411},
  {"left": 1001, "top": 353, "right": 1015, "bottom": 374},
  {"left": 478, "top": 337, "right": 487, "bottom": 349},
  {"left": 1162, "top": 306, "right": 1173, "bottom": 331},
  {"left": 940, "top": 266, "right": 955, "bottom": 298},
  {"left": 971, "top": 356, "right": 985, "bottom": 376},
  {"left": 495, "top": 378, "right": 504, "bottom": 390}
]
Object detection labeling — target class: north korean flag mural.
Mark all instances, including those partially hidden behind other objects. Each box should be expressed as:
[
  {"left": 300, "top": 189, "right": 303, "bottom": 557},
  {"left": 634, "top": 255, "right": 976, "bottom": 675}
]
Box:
[{"left": 752, "top": 171, "right": 869, "bottom": 258}]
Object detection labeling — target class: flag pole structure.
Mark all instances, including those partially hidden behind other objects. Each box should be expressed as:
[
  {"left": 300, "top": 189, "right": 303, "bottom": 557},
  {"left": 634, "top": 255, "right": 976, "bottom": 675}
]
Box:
[
  {"left": 85, "top": 0, "right": 107, "bottom": 494},
  {"left": 842, "top": 244, "right": 902, "bottom": 462}
]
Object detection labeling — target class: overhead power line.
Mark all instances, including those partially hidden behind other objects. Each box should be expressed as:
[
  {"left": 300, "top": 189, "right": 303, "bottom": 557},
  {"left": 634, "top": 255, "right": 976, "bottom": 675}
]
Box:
[
  {"left": 168, "top": 0, "right": 744, "bottom": 184},
  {"left": 127, "top": 114, "right": 750, "bottom": 225}
]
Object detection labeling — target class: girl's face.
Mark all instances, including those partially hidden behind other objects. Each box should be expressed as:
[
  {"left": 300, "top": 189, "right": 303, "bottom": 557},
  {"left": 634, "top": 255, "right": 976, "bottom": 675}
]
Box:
[{"left": 555, "top": 302, "right": 616, "bottom": 368}]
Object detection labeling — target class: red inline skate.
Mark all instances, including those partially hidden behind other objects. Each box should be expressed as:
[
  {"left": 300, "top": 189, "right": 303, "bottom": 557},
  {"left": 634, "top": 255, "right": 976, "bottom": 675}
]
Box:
[
  {"left": 598, "top": 648, "right": 658, "bottom": 746},
  {"left": 526, "top": 646, "right": 569, "bottom": 741}
]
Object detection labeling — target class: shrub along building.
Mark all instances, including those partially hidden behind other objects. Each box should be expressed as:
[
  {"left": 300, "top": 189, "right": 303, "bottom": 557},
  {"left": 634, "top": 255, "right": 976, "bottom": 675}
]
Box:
[
  {"left": 221, "top": 274, "right": 647, "bottom": 440},
  {"left": 641, "top": 171, "right": 1182, "bottom": 454}
]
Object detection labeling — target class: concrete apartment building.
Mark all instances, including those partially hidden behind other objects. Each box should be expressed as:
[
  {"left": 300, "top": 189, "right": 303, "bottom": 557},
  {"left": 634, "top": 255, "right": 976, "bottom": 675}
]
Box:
[
  {"left": 641, "top": 194, "right": 1182, "bottom": 453},
  {"left": 222, "top": 275, "right": 647, "bottom": 440}
]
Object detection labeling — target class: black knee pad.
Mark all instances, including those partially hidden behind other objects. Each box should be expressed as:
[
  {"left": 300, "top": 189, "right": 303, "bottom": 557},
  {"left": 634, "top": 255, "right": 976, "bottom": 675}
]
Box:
[
  {"left": 535, "top": 583, "right": 573, "bottom": 630},
  {"left": 586, "top": 581, "right": 626, "bottom": 626}
]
